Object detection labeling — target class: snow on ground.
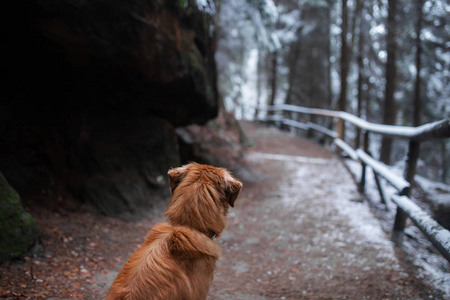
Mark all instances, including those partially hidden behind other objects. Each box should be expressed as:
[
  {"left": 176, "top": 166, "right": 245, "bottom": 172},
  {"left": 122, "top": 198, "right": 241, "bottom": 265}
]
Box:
[
  {"left": 252, "top": 149, "right": 450, "bottom": 296},
  {"left": 248, "top": 153, "right": 403, "bottom": 263},
  {"left": 415, "top": 175, "right": 450, "bottom": 207},
  {"left": 235, "top": 153, "right": 418, "bottom": 297},
  {"left": 249, "top": 152, "right": 330, "bottom": 165},
  {"left": 344, "top": 158, "right": 450, "bottom": 297},
  {"left": 290, "top": 156, "right": 400, "bottom": 257}
]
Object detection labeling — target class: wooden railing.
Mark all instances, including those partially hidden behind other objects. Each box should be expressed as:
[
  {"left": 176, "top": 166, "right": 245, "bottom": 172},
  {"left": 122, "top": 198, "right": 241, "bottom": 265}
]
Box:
[{"left": 257, "top": 104, "right": 450, "bottom": 262}]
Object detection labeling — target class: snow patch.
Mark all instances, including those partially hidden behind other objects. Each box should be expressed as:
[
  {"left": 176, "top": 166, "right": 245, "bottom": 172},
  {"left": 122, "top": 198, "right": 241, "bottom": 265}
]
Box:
[
  {"left": 247, "top": 152, "right": 331, "bottom": 164},
  {"left": 344, "top": 159, "right": 450, "bottom": 298},
  {"left": 196, "top": 0, "right": 216, "bottom": 15}
]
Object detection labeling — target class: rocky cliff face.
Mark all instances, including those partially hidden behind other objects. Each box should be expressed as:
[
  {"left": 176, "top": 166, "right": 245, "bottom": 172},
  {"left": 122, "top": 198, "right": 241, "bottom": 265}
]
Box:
[
  {"left": 0, "top": 1, "right": 219, "bottom": 221},
  {"left": 4, "top": 0, "right": 218, "bottom": 126},
  {"left": 0, "top": 173, "right": 39, "bottom": 263}
]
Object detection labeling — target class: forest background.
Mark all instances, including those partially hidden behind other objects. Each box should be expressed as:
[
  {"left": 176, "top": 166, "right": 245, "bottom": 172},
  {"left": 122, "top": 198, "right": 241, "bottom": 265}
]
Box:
[{"left": 215, "top": 0, "right": 449, "bottom": 184}]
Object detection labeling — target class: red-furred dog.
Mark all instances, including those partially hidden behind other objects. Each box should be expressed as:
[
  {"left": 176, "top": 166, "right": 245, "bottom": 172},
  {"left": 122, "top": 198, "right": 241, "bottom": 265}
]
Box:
[{"left": 106, "top": 163, "right": 242, "bottom": 300}]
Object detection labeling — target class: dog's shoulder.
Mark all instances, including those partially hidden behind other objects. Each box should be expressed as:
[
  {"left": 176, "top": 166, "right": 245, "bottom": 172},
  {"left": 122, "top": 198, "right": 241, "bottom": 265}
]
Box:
[{"left": 167, "top": 226, "right": 221, "bottom": 260}]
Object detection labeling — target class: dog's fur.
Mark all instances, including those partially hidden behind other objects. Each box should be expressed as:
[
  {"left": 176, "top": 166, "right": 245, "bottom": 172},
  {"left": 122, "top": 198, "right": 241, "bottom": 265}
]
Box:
[{"left": 106, "top": 163, "right": 242, "bottom": 300}]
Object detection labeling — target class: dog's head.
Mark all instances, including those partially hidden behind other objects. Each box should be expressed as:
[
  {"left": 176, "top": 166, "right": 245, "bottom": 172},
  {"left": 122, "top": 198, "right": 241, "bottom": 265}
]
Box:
[{"left": 165, "top": 163, "right": 242, "bottom": 238}]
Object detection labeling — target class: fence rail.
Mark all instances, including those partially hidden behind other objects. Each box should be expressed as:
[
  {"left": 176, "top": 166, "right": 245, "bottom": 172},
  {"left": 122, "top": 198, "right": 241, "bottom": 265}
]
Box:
[
  {"left": 264, "top": 104, "right": 450, "bottom": 140},
  {"left": 257, "top": 104, "right": 450, "bottom": 263}
]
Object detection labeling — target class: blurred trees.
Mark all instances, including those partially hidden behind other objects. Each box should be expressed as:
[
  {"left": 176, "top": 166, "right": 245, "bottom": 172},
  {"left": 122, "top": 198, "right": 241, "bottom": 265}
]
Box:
[
  {"left": 216, "top": 0, "right": 449, "bottom": 183},
  {"left": 380, "top": 0, "right": 399, "bottom": 165}
]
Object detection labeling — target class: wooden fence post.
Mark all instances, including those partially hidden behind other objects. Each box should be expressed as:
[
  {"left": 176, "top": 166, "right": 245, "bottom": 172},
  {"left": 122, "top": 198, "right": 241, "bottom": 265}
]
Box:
[
  {"left": 356, "top": 127, "right": 361, "bottom": 150},
  {"left": 392, "top": 140, "right": 421, "bottom": 245},
  {"left": 336, "top": 118, "right": 344, "bottom": 156},
  {"left": 293, "top": 112, "right": 299, "bottom": 135},
  {"left": 308, "top": 115, "right": 316, "bottom": 139},
  {"left": 281, "top": 109, "right": 290, "bottom": 131},
  {"left": 358, "top": 131, "right": 369, "bottom": 193},
  {"left": 337, "top": 118, "right": 344, "bottom": 140},
  {"left": 373, "top": 169, "right": 388, "bottom": 207}
]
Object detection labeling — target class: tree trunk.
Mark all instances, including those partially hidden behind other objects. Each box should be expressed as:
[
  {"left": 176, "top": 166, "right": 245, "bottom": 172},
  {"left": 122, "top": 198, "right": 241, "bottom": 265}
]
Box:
[
  {"left": 254, "top": 50, "right": 263, "bottom": 120},
  {"left": 349, "top": 0, "right": 362, "bottom": 62},
  {"left": 284, "top": 39, "right": 300, "bottom": 126},
  {"left": 380, "top": 0, "right": 398, "bottom": 165},
  {"left": 337, "top": 0, "right": 356, "bottom": 141},
  {"left": 338, "top": 0, "right": 361, "bottom": 116},
  {"left": 356, "top": 3, "right": 365, "bottom": 149},
  {"left": 442, "top": 141, "right": 448, "bottom": 184},
  {"left": 268, "top": 50, "right": 278, "bottom": 108},
  {"left": 326, "top": 0, "right": 333, "bottom": 110},
  {"left": 338, "top": 0, "right": 349, "bottom": 117},
  {"left": 285, "top": 40, "right": 300, "bottom": 107},
  {"left": 267, "top": 50, "right": 278, "bottom": 122},
  {"left": 413, "top": 0, "right": 424, "bottom": 127}
]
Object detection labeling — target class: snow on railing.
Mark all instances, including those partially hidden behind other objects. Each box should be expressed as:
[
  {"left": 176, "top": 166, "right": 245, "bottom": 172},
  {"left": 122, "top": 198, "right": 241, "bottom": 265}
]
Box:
[
  {"left": 257, "top": 104, "right": 450, "bottom": 263},
  {"left": 392, "top": 195, "right": 450, "bottom": 262},
  {"left": 335, "top": 139, "right": 358, "bottom": 161},
  {"left": 308, "top": 122, "right": 337, "bottom": 139},
  {"left": 263, "top": 104, "right": 450, "bottom": 141},
  {"left": 356, "top": 149, "right": 410, "bottom": 194}
]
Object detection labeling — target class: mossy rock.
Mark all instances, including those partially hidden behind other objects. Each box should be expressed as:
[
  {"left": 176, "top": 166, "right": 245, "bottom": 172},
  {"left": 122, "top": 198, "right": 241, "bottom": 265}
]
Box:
[{"left": 0, "top": 172, "right": 39, "bottom": 263}]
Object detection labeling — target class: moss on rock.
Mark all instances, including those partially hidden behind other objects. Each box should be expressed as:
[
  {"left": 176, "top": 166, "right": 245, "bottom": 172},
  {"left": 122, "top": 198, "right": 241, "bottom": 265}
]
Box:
[{"left": 0, "top": 172, "right": 39, "bottom": 263}]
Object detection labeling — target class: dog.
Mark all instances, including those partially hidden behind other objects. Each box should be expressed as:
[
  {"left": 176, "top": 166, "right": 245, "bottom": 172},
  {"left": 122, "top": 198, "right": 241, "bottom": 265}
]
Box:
[{"left": 106, "top": 163, "right": 242, "bottom": 300}]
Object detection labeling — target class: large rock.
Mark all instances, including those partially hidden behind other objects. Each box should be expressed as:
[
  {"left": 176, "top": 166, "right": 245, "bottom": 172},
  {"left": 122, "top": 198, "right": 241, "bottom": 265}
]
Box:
[
  {"left": 72, "top": 115, "right": 180, "bottom": 218},
  {"left": 177, "top": 108, "right": 248, "bottom": 170},
  {"left": 0, "top": 0, "right": 219, "bottom": 218},
  {"left": 4, "top": 0, "right": 218, "bottom": 126},
  {"left": 0, "top": 113, "right": 181, "bottom": 220},
  {"left": 0, "top": 173, "right": 39, "bottom": 263}
]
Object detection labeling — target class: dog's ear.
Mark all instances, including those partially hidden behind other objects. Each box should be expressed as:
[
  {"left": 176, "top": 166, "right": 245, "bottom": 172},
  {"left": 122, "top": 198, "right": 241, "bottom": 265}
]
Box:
[
  {"left": 168, "top": 166, "right": 188, "bottom": 194},
  {"left": 225, "top": 174, "right": 242, "bottom": 208}
]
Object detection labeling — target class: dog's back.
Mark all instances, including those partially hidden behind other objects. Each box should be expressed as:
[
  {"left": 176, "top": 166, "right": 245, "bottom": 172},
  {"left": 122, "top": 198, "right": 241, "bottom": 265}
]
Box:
[
  {"left": 107, "top": 163, "right": 242, "bottom": 300},
  {"left": 106, "top": 222, "right": 221, "bottom": 300}
]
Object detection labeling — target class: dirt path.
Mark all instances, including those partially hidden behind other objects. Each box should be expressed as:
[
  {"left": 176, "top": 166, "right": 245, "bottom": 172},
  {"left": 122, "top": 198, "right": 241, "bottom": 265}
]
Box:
[
  {"left": 209, "top": 122, "right": 444, "bottom": 299},
  {"left": 0, "top": 121, "right": 446, "bottom": 299}
]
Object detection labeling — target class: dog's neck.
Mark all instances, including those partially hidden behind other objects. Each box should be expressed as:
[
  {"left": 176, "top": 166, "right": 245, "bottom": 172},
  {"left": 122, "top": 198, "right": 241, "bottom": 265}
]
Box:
[{"left": 204, "top": 229, "right": 216, "bottom": 240}]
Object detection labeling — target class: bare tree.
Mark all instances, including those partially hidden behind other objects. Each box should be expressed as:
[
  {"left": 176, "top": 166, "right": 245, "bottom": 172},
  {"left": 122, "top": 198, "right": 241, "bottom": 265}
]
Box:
[
  {"left": 268, "top": 50, "right": 278, "bottom": 108},
  {"left": 338, "top": 0, "right": 349, "bottom": 116},
  {"left": 324, "top": 0, "right": 337, "bottom": 113},
  {"left": 413, "top": 0, "right": 424, "bottom": 127},
  {"left": 254, "top": 50, "right": 265, "bottom": 120},
  {"left": 338, "top": 0, "right": 361, "bottom": 141},
  {"left": 356, "top": 2, "right": 365, "bottom": 149},
  {"left": 380, "top": 0, "right": 398, "bottom": 164}
]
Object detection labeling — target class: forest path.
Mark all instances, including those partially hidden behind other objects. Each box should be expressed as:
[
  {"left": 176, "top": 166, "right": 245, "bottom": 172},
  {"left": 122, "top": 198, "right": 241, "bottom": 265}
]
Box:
[
  {"left": 0, "top": 122, "right": 445, "bottom": 299},
  {"left": 208, "top": 121, "right": 442, "bottom": 299}
]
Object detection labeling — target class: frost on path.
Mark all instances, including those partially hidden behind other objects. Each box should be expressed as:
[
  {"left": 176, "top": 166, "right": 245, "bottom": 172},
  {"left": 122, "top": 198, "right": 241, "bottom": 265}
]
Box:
[
  {"left": 248, "top": 152, "right": 330, "bottom": 165},
  {"left": 209, "top": 151, "right": 445, "bottom": 299}
]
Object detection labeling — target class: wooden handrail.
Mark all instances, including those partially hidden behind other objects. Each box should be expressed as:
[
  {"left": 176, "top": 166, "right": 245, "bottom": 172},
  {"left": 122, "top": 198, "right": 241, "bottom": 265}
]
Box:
[
  {"left": 264, "top": 104, "right": 450, "bottom": 141},
  {"left": 258, "top": 104, "right": 450, "bottom": 263},
  {"left": 356, "top": 149, "right": 410, "bottom": 195},
  {"left": 392, "top": 195, "right": 450, "bottom": 262},
  {"left": 335, "top": 138, "right": 358, "bottom": 161}
]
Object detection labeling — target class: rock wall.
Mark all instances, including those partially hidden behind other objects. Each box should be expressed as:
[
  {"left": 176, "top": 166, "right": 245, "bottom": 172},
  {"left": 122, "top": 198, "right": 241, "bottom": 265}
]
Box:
[
  {"left": 4, "top": 0, "right": 218, "bottom": 126},
  {"left": 74, "top": 114, "right": 180, "bottom": 218},
  {"left": 0, "top": 173, "right": 39, "bottom": 263},
  {"left": 0, "top": 1, "right": 219, "bottom": 219}
]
